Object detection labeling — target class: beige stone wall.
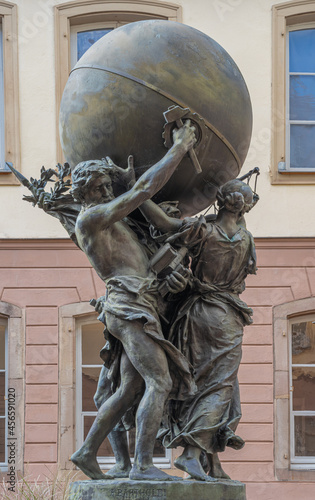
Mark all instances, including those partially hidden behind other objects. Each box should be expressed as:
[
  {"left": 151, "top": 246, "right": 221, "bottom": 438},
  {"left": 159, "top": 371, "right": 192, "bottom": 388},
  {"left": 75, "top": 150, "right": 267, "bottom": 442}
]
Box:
[{"left": 0, "top": 0, "right": 314, "bottom": 238}]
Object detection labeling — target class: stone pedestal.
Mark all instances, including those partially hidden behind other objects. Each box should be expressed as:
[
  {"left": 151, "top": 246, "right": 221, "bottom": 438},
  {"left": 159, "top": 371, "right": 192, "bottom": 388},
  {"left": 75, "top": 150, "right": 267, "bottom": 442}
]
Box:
[{"left": 69, "top": 478, "right": 246, "bottom": 500}]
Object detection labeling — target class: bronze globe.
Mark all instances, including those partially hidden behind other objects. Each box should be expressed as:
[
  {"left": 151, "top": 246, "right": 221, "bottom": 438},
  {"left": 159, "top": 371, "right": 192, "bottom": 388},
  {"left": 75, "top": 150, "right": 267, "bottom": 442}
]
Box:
[{"left": 59, "top": 20, "right": 252, "bottom": 216}]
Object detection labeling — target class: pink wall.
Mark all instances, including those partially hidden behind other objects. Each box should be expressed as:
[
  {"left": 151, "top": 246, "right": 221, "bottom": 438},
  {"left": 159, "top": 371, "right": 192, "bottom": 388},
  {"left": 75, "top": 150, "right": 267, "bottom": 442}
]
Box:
[{"left": 1, "top": 238, "right": 315, "bottom": 499}]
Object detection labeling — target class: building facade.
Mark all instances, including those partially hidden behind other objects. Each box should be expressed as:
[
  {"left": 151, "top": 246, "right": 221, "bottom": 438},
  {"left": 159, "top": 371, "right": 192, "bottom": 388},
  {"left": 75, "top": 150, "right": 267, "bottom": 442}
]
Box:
[{"left": 1, "top": 1, "right": 315, "bottom": 498}]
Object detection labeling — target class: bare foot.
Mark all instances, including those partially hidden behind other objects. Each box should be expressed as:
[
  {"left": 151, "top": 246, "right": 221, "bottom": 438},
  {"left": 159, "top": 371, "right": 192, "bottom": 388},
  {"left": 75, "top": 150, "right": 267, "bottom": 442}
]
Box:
[
  {"left": 71, "top": 449, "right": 107, "bottom": 480},
  {"left": 130, "top": 465, "right": 181, "bottom": 481},
  {"left": 174, "top": 456, "right": 217, "bottom": 482},
  {"left": 208, "top": 453, "right": 231, "bottom": 480},
  {"left": 104, "top": 463, "right": 131, "bottom": 479}
]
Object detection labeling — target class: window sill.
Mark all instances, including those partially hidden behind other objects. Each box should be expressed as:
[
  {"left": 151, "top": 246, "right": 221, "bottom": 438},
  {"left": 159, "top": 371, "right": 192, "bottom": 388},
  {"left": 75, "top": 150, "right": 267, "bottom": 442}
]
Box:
[
  {"left": 270, "top": 167, "right": 315, "bottom": 184},
  {"left": 276, "top": 467, "right": 315, "bottom": 481},
  {"left": 0, "top": 171, "right": 19, "bottom": 186}
]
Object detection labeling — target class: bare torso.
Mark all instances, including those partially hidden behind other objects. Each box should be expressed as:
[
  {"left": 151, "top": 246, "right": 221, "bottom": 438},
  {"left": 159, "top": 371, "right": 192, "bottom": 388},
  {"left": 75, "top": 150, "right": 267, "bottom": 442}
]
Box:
[{"left": 76, "top": 214, "right": 151, "bottom": 281}]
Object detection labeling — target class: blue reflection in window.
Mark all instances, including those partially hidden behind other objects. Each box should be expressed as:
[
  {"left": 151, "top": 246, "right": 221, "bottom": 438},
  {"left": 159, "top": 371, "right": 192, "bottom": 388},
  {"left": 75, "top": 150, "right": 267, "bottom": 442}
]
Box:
[
  {"left": 289, "top": 29, "right": 315, "bottom": 73},
  {"left": 290, "top": 75, "right": 315, "bottom": 120},
  {"left": 77, "top": 29, "right": 112, "bottom": 61},
  {"left": 290, "top": 125, "right": 315, "bottom": 168}
]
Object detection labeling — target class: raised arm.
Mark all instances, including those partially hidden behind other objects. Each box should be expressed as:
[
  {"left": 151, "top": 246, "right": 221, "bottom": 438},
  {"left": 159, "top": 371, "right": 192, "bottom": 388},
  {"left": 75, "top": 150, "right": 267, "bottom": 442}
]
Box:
[{"left": 79, "top": 122, "right": 196, "bottom": 228}]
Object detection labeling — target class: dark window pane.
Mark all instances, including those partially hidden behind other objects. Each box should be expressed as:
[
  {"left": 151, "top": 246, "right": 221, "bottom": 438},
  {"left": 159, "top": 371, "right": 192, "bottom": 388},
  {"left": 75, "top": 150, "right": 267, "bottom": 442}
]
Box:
[
  {"left": 292, "top": 367, "right": 315, "bottom": 411},
  {"left": 77, "top": 29, "right": 112, "bottom": 60},
  {"left": 0, "top": 418, "right": 5, "bottom": 462},
  {"left": 153, "top": 439, "right": 167, "bottom": 457},
  {"left": 0, "top": 325, "right": 5, "bottom": 370},
  {"left": 295, "top": 415, "right": 315, "bottom": 456},
  {"left": 292, "top": 321, "right": 315, "bottom": 364},
  {"left": 0, "top": 372, "right": 5, "bottom": 416},
  {"left": 289, "top": 29, "right": 315, "bottom": 73},
  {"left": 290, "top": 124, "right": 315, "bottom": 168},
  {"left": 290, "top": 75, "right": 315, "bottom": 120},
  {"left": 84, "top": 415, "right": 114, "bottom": 457},
  {"left": 82, "top": 367, "right": 102, "bottom": 411},
  {"left": 81, "top": 322, "right": 105, "bottom": 365}
]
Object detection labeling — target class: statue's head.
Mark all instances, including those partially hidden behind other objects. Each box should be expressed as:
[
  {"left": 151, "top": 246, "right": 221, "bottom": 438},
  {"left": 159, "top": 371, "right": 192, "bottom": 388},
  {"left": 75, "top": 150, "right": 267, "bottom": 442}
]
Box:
[
  {"left": 216, "top": 179, "right": 253, "bottom": 215},
  {"left": 71, "top": 159, "right": 116, "bottom": 205}
]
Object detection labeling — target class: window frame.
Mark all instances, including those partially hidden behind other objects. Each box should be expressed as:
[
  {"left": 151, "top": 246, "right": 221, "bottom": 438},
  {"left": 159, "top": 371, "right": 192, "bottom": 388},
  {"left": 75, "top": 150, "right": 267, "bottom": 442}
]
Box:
[
  {"left": 285, "top": 23, "right": 315, "bottom": 172},
  {"left": 0, "top": 18, "right": 5, "bottom": 173},
  {"left": 55, "top": 0, "right": 182, "bottom": 162},
  {"left": 289, "top": 314, "right": 315, "bottom": 469},
  {"left": 70, "top": 22, "right": 118, "bottom": 69},
  {"left": 272, "top": 1, "right": 315, "bottom": 184},
  {"left": 274, "top": 297, "right": 315, "bottom": 481},
  {"left": 0, "top": 316, "right": 8, "bottom": 470},
  {"left": 0, "top": 1, "right": 20, "bottom": 185},
  {"left": 75, "top": 315, "right": 111, "bottom": 467},
  {"left": 0, "top": 302, "right": 24, "bottom": 481}
]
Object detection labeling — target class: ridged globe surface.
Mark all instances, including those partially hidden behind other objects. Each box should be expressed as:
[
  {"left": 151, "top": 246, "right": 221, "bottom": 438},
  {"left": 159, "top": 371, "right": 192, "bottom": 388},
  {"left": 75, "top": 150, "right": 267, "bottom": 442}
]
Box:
[{"left": 59, "top": 20, "right": 252, "bottom": 216}]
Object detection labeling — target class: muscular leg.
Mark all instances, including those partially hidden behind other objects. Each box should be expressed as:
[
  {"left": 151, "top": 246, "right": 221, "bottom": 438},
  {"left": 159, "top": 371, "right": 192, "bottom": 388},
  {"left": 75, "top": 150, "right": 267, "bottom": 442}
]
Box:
[
  {"left": 71, "top": 352, "right": 144, "bottom": 479},
  {"left": 94, "top": 365, "right": 132, "bottom": 478},
  {"left": 107, "top": 315, "right": 180, "bottom": 481}
]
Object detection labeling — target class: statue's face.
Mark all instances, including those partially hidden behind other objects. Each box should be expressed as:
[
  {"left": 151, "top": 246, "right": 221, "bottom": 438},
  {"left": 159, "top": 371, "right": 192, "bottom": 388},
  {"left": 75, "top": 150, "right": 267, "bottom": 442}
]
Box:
[
  {"left": 240, "top": 184, "right": 253, "bottom": 206},
  {"left": 84, "top": 174, "right": 114, "bottom": 206}
]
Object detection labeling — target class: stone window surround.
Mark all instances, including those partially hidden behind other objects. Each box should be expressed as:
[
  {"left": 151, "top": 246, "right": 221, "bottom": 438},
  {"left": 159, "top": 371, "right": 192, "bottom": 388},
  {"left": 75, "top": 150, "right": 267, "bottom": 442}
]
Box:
[
  {"left": 59, "top": 302, "right": 97, "bottom": 471},
  {"left": 274, "top": 296, "right": 315, "bottom": 481},
  {"left": 0, "top": 1, "right": 20, "bottom": 186},
  {"left": 0, "top": 301, "right": 25, "bottom": 479},
  {"left": 272, "top": 1, "right": 315, "bottom": 184},
  {"left": 55, "top": 0, "right": 182, "bottom": 163}
]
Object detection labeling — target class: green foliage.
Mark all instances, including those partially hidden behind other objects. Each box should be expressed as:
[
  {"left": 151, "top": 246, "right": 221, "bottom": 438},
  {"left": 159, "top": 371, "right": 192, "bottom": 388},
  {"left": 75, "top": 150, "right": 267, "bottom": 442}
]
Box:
[{"left": 0, "top": 468, "right": 81, "bottom": 500}]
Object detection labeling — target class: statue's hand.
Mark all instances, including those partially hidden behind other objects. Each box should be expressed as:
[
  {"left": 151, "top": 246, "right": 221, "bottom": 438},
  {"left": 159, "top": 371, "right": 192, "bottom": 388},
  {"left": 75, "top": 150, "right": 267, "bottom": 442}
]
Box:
[
  {"left": 172, "top": 120, "right": 196, "bottom": 152},
  {"left": 92, "top": 296, "right": 106, "bottom": 314},
  {"left": 105, "top": 155, "right": 136, "bottom": 189},
  {"left": 165, "top": 270, "right": 188, "bottom": 294},
  {"left": 37, "top": 188, "right": 53, "bottom": 212}
]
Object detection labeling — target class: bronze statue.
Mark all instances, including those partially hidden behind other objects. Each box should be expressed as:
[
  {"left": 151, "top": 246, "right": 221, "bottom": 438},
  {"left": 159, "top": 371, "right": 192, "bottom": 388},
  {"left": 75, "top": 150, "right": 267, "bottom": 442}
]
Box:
[{"left": 68, "top": 122, "right": 197, "bottom": 481}]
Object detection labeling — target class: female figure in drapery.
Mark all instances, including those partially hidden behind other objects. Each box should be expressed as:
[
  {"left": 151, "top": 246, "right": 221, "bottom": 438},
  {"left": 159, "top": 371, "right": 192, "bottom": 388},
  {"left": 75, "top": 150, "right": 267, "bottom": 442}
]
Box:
[{"left": 139, "top": 179, "right": 257, "bottom": 481}]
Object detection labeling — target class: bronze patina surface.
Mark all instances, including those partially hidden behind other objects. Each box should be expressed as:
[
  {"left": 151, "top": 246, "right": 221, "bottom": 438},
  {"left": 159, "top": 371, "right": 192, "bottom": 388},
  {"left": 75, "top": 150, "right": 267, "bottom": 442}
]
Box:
[{"left": 59, "top": 20, "right": 252, "bottom": 216}]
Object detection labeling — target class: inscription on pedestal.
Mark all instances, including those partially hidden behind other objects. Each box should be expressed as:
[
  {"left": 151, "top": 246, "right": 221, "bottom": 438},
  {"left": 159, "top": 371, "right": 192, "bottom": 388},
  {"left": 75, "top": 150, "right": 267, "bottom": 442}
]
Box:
[
  {"left": 109, "top": 486, "right": 166, "bottom": 499},
  {"left": 69, "top": 479, "right": 246, "bottom": 500}
]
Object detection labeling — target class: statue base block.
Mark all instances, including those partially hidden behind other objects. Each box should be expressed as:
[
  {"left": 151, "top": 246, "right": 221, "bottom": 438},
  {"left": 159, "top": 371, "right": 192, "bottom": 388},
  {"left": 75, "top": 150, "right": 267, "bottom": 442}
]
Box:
[{"left": 69, "top": 478, "right": 246, "bottom": 500}]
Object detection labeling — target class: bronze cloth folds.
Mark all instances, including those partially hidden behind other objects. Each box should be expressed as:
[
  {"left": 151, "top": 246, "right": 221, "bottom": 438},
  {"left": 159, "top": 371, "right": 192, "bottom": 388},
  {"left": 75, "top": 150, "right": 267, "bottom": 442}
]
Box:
[
  {"left": 99, "top": 274, "right": 197, "bottom": 402},
  {"left": 160, "top": 218, "right": 257, "bottom": 455}
]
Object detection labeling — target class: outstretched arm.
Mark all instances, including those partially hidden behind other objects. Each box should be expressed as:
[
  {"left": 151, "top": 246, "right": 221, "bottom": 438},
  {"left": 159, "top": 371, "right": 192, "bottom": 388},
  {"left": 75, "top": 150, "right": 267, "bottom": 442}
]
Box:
[
  {"left": 139, "top": 199, "right": 182, "bottom": 233},
  {"left": 78, "top": 122, "right": 196, "bottom": 228}
]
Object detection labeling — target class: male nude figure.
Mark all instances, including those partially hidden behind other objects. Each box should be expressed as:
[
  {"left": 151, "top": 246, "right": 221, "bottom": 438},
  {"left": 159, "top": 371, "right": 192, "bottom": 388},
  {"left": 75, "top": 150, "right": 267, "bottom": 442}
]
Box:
[{"left": 70, "top": 122, "right": 196, "bottom": 481}]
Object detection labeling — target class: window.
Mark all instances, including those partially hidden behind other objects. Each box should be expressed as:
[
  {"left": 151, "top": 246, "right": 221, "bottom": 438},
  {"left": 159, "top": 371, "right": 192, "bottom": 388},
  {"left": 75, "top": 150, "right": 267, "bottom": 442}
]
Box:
[
  {"left": 0, "top": 317, "right": 8, "bottom": 470},
  {"left": 55, "top": 0, "right": 182, "bottom": 161},
  {"left": 76, "top": 318, "right": 113, "bottom": 465},
  {"left": 286, "top": 26, "right": 315, "bottom": 171},
  {"left": 274, "top": 297, "right": 315, "bottom": 481},
  {"left": 272, "top": 1, "right": 315, "bottom": 184},
  {"left": 0, "top": 301, "right": 24, "bottom": 479},
  {"left": 290, "top": 317, "right": 315, "bottom": 469},
  {"left": 0, "top": 2, "right": 20, "bottom": 185},
  {"left": 76, "top": 317, "right": 170, "bottom": 469},
  {"left": 70, "top": 23, "right": 121, "bottom": 69},
  {"left": 0, "top": 19, "right": 5, "bottom": 172}
]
